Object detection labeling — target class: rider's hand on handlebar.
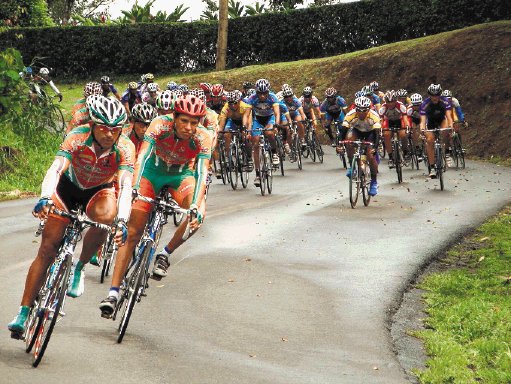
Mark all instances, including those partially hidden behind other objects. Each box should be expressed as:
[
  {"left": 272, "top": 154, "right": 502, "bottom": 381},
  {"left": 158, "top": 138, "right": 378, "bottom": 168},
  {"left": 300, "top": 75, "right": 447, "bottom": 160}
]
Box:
[
  {"left": 113, "top": 219, "right": 128, "bottom": 246},
  {"left": 188, "top": 203, "right": 202, "bottom": 231},
  {"left": 32, "top": 198, "right": 53, "bottom": 220}
]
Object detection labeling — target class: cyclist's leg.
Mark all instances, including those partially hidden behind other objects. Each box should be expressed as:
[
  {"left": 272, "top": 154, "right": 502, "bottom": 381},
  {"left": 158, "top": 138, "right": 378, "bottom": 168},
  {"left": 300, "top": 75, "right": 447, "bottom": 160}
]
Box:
[
  {"left": 323, "top": 115, "right": 334, "bottom": 143},
  {"left": 424, "top": 130, "right": 436, "bottom": 174},
  {"left": 345, "top": 128, "right": 357, "bottom": 164},
  {"left": 250, "top": 119, "right": 264, "bottom": 180}
]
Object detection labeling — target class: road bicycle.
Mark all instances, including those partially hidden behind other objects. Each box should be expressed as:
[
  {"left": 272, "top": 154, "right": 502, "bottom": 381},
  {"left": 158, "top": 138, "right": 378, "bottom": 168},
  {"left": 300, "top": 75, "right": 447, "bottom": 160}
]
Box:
[
  {"left": 99, "top": 222, "right": 118, "bottom": 284},
  {"left": 226, "top": 128, "right": 251, "bottom": 190},
  {"left": 407, "top": 126, "right": 422, "bottom": 170},
  {"left": 451, "top": 128, "right": 465, "bottom": 169},
  {"left": 257, "top": 128, "right": 274, "bottom": 196},
  {"left": 19, "top": 207, "right": 110, "bottom": 367},
  {"left": 341, "top": 140, "right": 373, "bottom": 208},
  {"left": 109, "top": 189, "right": 189, "bottom": 343},
  {"left": 384, "top": 126, "right": 406, "bottom": 184},
  {"left": 29, "top": 82, "right": 65, "bottom": 136},
  {"left": 213, "top": 133, "right": 229, "bottom": 185},
  {"left": 425, "top": 127, "right": 452, "bottom": 191},
  {"left": 288, "top": 121, "right": 302, "bottom": 170},
  {"left": 274, "top": 125, "right": 286, "bottom": 176},
  {"left": 303, "top": 119, "right": 324, "bottom": 163}
]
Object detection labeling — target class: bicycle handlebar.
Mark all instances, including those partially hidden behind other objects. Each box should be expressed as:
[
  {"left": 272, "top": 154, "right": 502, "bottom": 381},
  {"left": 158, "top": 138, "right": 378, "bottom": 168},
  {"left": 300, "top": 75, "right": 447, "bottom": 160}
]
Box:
[
  {"left": 133, "top": 191, "right": 189, "bottom": 215},
  {"left": 340, "top": 140, "right": 374, "bottom": 146},
  {"left": 52, "top": 208, "right": 111, "bottom": 232}
]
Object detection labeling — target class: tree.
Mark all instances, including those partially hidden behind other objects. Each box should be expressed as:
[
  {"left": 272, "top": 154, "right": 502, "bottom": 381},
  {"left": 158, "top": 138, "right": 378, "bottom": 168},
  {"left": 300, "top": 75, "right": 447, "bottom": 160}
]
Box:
[
  {"left": 1, "top": 0, "right": 54, "bottom": 27},
  {"left": 266, "top": 0, "right": 304, "bottom": 11},
  {"left": 244, "top": 2, "right": 266, "bottom": 16},
  {"left": 47, "top": 0, "right": 114, "bottom": 24},
  {"left": 216, "top": 0, "right": 228, "bottom": 71}
]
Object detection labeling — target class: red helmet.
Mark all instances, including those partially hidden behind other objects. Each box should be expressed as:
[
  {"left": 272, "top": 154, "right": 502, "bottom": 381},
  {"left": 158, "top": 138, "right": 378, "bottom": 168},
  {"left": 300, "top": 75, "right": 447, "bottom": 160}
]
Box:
[
  {"left": 211, "top": 83, "right": 224, "bottom": 97},
  {"left": 199, "top": 82, "right": 212, "bottom": 93},
  {"left": 174, "top": 95, "right": 206, "bottom": 117}
]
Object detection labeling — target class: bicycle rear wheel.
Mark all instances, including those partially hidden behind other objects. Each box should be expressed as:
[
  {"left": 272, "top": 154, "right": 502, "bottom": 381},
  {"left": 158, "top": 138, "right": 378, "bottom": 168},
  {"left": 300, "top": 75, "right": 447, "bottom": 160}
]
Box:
[
  {"left": 32, "top": 256, "right": 72, "bottom": 367},
  {"left": 240, "top": 148, "right": 249, "bottom": 188},
  {"left": 393, "top": 141, "right": 403, "bottom": 184},
  {"left": 435, "top": 145, "right": 444, "bottom": 191},
  {"left": 293, "top": 134, "right": 302, "bottom": 170},
  {"left": 314, "top": 133, "right": 324, "bottom": 163},
  {"left": 47, "top": 105, "right": 65, "bottom": 136},
  {"left": 117, "top": 245, "right": 148, "bottom": 343},
  {"left": 25, "top": 301, "right": 42, "bottom": 353},
  {"left": 453, "top": 134, "right": 465, "bottom": 169},
  {"left": 100, "top": 232, "right": 115, "bottom": 284},
  {"left": 349, "top": 157, "right": 360, "bottom": 208},
  {"left": 362, "top": 161, "right": 371, "bottom": 206},
  {"left": 219, "top": 146, "right": 228, "bottom": 185}
]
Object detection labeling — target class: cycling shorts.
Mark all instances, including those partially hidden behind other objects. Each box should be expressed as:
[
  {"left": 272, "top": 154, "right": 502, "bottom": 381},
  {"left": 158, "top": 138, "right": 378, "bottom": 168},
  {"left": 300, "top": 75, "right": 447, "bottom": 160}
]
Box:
[
  {"left": 251, "top": 115, "right": 275, "bottom": 136},
  {"left": 224, "top": 119, "right": 243, "bottom": 131},
  {"left": 132, "top": 162, "right": 195, "bottom": 214},
  {"left": 51, "top": 174, "right": 116, "bottom": 222},
  {"left": 348, "top": 128, "right": 379, "bottom": 147},
  {"left": 324, "top": 112, "right": 344, "bottom": 125}
]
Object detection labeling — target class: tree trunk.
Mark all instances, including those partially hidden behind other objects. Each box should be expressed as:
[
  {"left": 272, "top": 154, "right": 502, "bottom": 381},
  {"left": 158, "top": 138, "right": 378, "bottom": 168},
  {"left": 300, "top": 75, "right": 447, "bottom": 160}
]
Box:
[{"left": 216, "top": 0, "right": 228, "bottom": 71}]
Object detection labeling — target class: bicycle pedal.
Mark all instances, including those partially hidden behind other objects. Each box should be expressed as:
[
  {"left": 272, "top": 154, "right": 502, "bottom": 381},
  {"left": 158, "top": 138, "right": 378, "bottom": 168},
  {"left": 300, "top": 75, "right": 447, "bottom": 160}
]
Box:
[
  {"left": 100, "top": 311, "right": 113, "bottom": 319},
  {"left": 150, "top": 274, "right": 162, "bottom": 281}
]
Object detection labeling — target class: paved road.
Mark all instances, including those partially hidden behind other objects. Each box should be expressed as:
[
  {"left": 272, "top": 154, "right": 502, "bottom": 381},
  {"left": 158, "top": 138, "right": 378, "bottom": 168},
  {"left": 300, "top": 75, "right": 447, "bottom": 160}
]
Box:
[{"left": 1, "top": 149, "right": 510, "bottom": 383}]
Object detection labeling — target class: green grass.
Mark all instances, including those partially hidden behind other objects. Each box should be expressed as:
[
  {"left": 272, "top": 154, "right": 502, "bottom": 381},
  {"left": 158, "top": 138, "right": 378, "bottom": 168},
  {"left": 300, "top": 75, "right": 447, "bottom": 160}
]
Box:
[
  {"left": 0, "top": 123, "right": 59, "bottom": 200},
  {"left": 413, "top": 207, "right": 511, "bottom": 383}
]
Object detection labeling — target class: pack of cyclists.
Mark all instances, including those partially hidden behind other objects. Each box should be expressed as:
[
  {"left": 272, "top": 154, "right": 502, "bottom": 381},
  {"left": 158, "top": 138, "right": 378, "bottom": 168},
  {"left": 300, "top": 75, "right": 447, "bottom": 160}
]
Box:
[{"left": 8, "top": 72, "right": 467, "bottom": 346}]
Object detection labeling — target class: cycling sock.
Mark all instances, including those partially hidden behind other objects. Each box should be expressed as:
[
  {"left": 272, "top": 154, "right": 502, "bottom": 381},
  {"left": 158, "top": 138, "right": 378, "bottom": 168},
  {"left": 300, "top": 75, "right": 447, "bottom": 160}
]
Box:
[
  {"left": 158, "top": 245, "right": 173, "bottom": 257},
  {"left": 108, "top": 287, "right": 119, "bottom": 299}
]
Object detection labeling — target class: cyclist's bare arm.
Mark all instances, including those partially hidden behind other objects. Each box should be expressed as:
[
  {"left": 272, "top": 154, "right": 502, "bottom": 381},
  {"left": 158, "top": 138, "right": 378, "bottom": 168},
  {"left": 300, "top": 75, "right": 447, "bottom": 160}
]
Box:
[{"left": 36, "top": 156, "right": 70, "bottom": 219}]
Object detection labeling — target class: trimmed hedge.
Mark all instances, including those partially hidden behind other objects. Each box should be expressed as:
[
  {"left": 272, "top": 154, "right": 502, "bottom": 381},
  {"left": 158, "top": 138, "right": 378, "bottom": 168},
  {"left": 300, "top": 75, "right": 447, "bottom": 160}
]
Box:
[{"left": 0, "top": 0, "right": 509, "bottom": 77}]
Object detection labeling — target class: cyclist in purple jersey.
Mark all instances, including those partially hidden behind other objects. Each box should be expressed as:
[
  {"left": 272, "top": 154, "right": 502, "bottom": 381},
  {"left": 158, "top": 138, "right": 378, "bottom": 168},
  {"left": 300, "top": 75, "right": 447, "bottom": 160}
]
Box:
[
  {"left": 121, "top": 81, "right": 142, "bottom": 117},
  {"left": 320, "top": 87, "right": 348, "bottom": 145},
  {"left": 419, "top": 84, "right": 454, "bottom": 177},
  {"left": 277, "top": 99, "right": 292, "bottom": 154},
  {"left": 100, "top": 76, "right": 121, "bottom": 100},
  {"left": 242, "top": 79, "right": 280, "bottom": 187}
]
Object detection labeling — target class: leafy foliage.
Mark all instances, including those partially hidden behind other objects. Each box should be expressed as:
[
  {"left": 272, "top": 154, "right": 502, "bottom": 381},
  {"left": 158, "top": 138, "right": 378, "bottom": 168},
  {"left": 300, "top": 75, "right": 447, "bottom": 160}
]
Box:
[
  {"left": 0, "top": 0, "right": 54, "bottom": 27},
  {"left": 0, "top": 0, "right": 509, "bottom": 76}
]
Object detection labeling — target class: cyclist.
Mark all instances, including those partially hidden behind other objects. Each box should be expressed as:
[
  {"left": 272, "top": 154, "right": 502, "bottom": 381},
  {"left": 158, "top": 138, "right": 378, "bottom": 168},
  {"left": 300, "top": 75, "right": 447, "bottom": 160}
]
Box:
[
  {"left": 66, "top": 94, "right": 101, "bottom": 134},
  {"left": 281, "top": 87, "right": 307, "bottom": 152},
  {"left": 343, "top": 96, "right": 382, "bottom": 196},
  {"left": 361, "top": 85, "right": 381, "bottom": 111},
  {"left": 8, "top": 97, "right": 134, "bottom": 336},
  {"left": 100, "top": 76, "right": 121, "bottom": 100},
  {"left": 121, "top": 81, "right": 143, "bottom": 117},
  {"left": 419, "top": 84, "right": 454, "bottom": 178},
  {"left": 141, "top": 82, "right": 161, "bottom": 106},
  {"left": 178, "top": 84, "right": 189, "bottom": 95},
  {"left": 442, "top": 89, "right": 466, "bottom": 133},
  {"left": 276, "top": 95, "right": 293, "bottom": 155},
  {"left": 407, "top": 93, "right": 424, "bottom": 159},
  {"left": 320, "top": 87, "right": 348, "bottom": 145},
  {"left": 99, "top": 95, "right": 211, "bottom": 316},
  {"left": 379, "top": 90, "right": 409, "bottom": 168},
  {"left": 32, "top": 67, "right": 63, "bottom": 103},
  {"left": 299, "top": 86, "right": 322, "bottom": 127},
  {"left": 69, "top": 81, "right": 102, "bottom": 120},
  {"left": 124, "top": 103, "right": 158, "bottom": 153},
  {"left": 241, "top": 81, "right": 254, "bottom": 98},
  {"left": 397, "top": 88, "right": 411, "bottom": 106},
  {"left": 138, "top": 73, "right": 155, "bottom": 94},
  {"left": 167, "top": 81, "right": 178, "bottom": 91},
  {"left": 199, "top": 82, "right": 213, "bottom": 104},
  {"left": 208, "top": 83, "right": 226, "bottom": 114},
  {"left": 242, "top": 78, "right": 280, "bottom": 187},
  {"left": 370, "top": 81, "right": 385, "bottom": 102}
]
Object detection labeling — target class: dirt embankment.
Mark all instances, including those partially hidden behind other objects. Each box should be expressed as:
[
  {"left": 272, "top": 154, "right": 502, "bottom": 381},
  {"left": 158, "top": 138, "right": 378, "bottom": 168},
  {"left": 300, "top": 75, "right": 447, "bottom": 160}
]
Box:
[{"left": 184, "top": 21, "right": 511, "bottom": 160}]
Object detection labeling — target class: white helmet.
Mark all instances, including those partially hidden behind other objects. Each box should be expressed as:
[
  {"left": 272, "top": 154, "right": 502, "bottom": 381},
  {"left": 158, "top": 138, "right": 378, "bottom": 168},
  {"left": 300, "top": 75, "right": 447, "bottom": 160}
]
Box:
[
  {"left": 147, "top": 83, "right": 158, "bottom": 92},
  {"left": 354, "top": 96, "right": 371, "bottom": 109},
  {"left": 255, "top": 79, "right": 270, "bottom": 93},
  {"left": 89, "top": 96, "right": 127, "bottom": 126},
  {"left": 39, "top": 67, "right": 50, "bottom": 76},
  {"left": 410, "top": 93, "right": 423, "bottom": 105}
]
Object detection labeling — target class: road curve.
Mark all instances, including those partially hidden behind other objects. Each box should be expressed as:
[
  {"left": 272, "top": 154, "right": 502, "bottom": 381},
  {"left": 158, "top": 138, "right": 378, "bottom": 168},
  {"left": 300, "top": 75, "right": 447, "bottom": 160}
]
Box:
[{"left": 1, "top": 149, "right": 510, "bottom": 383}]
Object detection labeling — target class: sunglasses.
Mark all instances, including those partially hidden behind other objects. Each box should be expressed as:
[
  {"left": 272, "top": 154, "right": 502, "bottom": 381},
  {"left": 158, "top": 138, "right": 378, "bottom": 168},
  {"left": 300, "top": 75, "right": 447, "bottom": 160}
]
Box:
[
  {"left": 228, "top": 101, "right": 238, "bottom": 105},
  {"left": 95, "top": 124, "right": 122, "bottom": 134},
  {"left": 256, "top": 91, "right": 269, "bottom": 95},
  {"left": 356, "top": 108, "right": 370, "bottom": 113}
]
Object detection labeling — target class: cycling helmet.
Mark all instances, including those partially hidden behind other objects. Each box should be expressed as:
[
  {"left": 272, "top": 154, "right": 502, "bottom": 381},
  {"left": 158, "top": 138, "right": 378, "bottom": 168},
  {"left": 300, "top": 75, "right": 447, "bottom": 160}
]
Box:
[
  {"left": 100, "top": 76, "right": 110, "bottom": 84},
  {"left": 242, "top": 81, "right": 253, "bottom": 89},
  {"left": 325, "top": 87, "right": 337, "bottom": 97},
  {"left": 354, "top": 90, "right": 364, "bottom": 98},
  {"left": 211, "top": 84, "right": 224, "bottom": 97},
  {"left": 188, "top": 88, "right": 207, "bottom": 103},
  {"left": 199, "top": 82, "right": 212, "bottom": 93},
  {"left": 169, "top": 89, "right": 183, "bottom": 99},
  {"left": 255, "top": 79, "right": 270, "bottom": 93},
  {"left": 282, "top": 88, "right": 293, "bottom": 97},
  {"left": 85, "top": 94, "right": 102, "bottom": 111},
  {"left": 361, "top": 85, "right": 372, "bottom": 96},
  {"left": 167, "top": 81, "right": 178, "bottom": 90},
  {"left": 178, "top": 84, "right": 189, "bottom": 92},
  {"left": 427, "top": 84, "right": 442, "bottom": 96},
  {"left": 396, "top": 88, "right": 408, "bottom": 97},
  {"left": 128, "top": 81, "right": 138, "bottom": 90},
  {"left": 89, "top": 96, "right": 127, "bottom": 126},
  {"left": 441, "top": 89, "right": 452, "bottom": 97},
  {"left": 145, "top": 73, "right": 154, "bottom": 81},
  {"left": 354, "top": 96, "right": 371, "bottom": 109},
  {"left": 303, "top": 86, "right": 313, "bottom": 96},
  {"left": 156, "top": 90, "right": 174, "bottom": 110},
  {"left": 140, "top": 74, "right": 147, "bottom": 83},
  {"left": 281, "top": 83, "right": 291, "bottom": 90},
  {"left": 385, "top": 90, "right": 397, "bottom": 102},
  {"left": 39, "top": 67, "right": 50, "bottom": 76},
  {"left": 227, "top": 90, "right": 242, "bottom": 103},
  {"left": 370, "top": 81, "right": 379, "bottom": 91},
  {"left": 147, "top": 83, "right": 158, "bottom": 92},
  {"left": 24, "top": 66, "right": 33, "bottom": 75},
  {"left": 410, "top": 93, "right": 423, "bottom": 105},
  {"left": 131, "top": 103, "right": 157, "bottom": 123},
  {"left": 84, "top": 82, "right": 102, "bottom": 97},
  {"left": 174, "top": 95, "right": 206, "bottom": 117},
  {"left": 246, "top": 88, "right": 256, "bottom": 97}
]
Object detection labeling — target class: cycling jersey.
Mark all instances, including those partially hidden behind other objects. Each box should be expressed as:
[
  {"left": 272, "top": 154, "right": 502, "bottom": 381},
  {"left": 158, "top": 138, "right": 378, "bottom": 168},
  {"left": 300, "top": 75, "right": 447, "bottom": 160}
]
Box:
[
  {"left": 66, "top": 106, "right": 91, "bottom": 133},
  {"left": 122, "top": 123, "right": 144, "bottom": 153},
  {"left": 419, "top": 97, "right": 452, "bottom": 128},
  {"left": 245, "top": 92, "right": 279, "bottom": 117},
  {"left": 121, "top": 90, "right": 142, "bottom": 110},
  {"left": 219, "top": 100, "right": 250, "bottom": 125},
  {"left": 342, "top": 109, "right": 381, "bottom": 132},
  {"left": 448, "top": 97, "right": 465, "bottom": 121},
  {"left": 278, "top": 100, "right": 289, "bottom": 124},
  {"left": 207, "top": 96, "right": 227, "bottom": 115},
  {"left": 102, "top": 84, "right": 118, "bottom": 98},
  {"left": 56, "top": 126, "right": 135, "bottom": 190},
  {"left": 70, "top": 98, "right": 86, "bottom": 116},
  {"left": 283, "top": 96, "right": 302, "bottom": 117},
  {"left": 142, "top": 91, "right": 160, "bottom": 106},
  {"left": 406, "top": 105, "right": 421, "bottom": 125},
  {"left": 299, "top": 95, "right": 320, "bottom": 116},
  {"left": 320, "top": 96, "right": 347, "bottom": 121},
  {"left": 379, "top": 101, "right": 408, "bottom": 128}
]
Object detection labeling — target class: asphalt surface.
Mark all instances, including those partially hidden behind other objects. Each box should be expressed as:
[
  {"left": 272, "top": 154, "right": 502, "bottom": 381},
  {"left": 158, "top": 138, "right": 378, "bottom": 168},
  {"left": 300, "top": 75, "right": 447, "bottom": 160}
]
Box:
[{"left": 1, "top": 149, "right": 510, "bottom": 383}]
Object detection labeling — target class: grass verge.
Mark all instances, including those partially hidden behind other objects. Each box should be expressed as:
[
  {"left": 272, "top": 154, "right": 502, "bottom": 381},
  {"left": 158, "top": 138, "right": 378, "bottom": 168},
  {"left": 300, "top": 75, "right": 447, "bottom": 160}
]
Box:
[{"left": 413, "top": 205, "right": 511, "bottom": 383}]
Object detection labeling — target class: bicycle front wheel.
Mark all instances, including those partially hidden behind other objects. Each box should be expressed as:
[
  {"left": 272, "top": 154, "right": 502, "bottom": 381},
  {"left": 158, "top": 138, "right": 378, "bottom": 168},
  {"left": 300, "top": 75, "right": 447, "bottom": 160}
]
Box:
[
  {"left": 229, "top": 144, "right": 239, "bottom": 190},
  {"left": 47, "top": 105, "right": 65, "bottom": 136},
  {"left": 117, "top": 245, "right": 148, "bottom": 343},
  {"left": 349, "top": 157, "right": 361, "bottom": 208},
  {"left": 362, "top": 160, "right": 371, "bottom": 206},
  {"left": 32, "top": 256, "right": 72, "bottom": 367},
  {"left": 240, "top": 147, "right": 249, "bottom": 188},
  {"left": 259, "top": 148, "right": 268, "bottom": 196}
]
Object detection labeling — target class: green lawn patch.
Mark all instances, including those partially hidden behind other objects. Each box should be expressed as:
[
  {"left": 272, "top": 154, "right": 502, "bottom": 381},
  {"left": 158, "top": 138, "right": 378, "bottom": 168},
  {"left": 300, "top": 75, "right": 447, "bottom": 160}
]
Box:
[{"left": 414, "top": 206, "right": 511, "bottom": 383}]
